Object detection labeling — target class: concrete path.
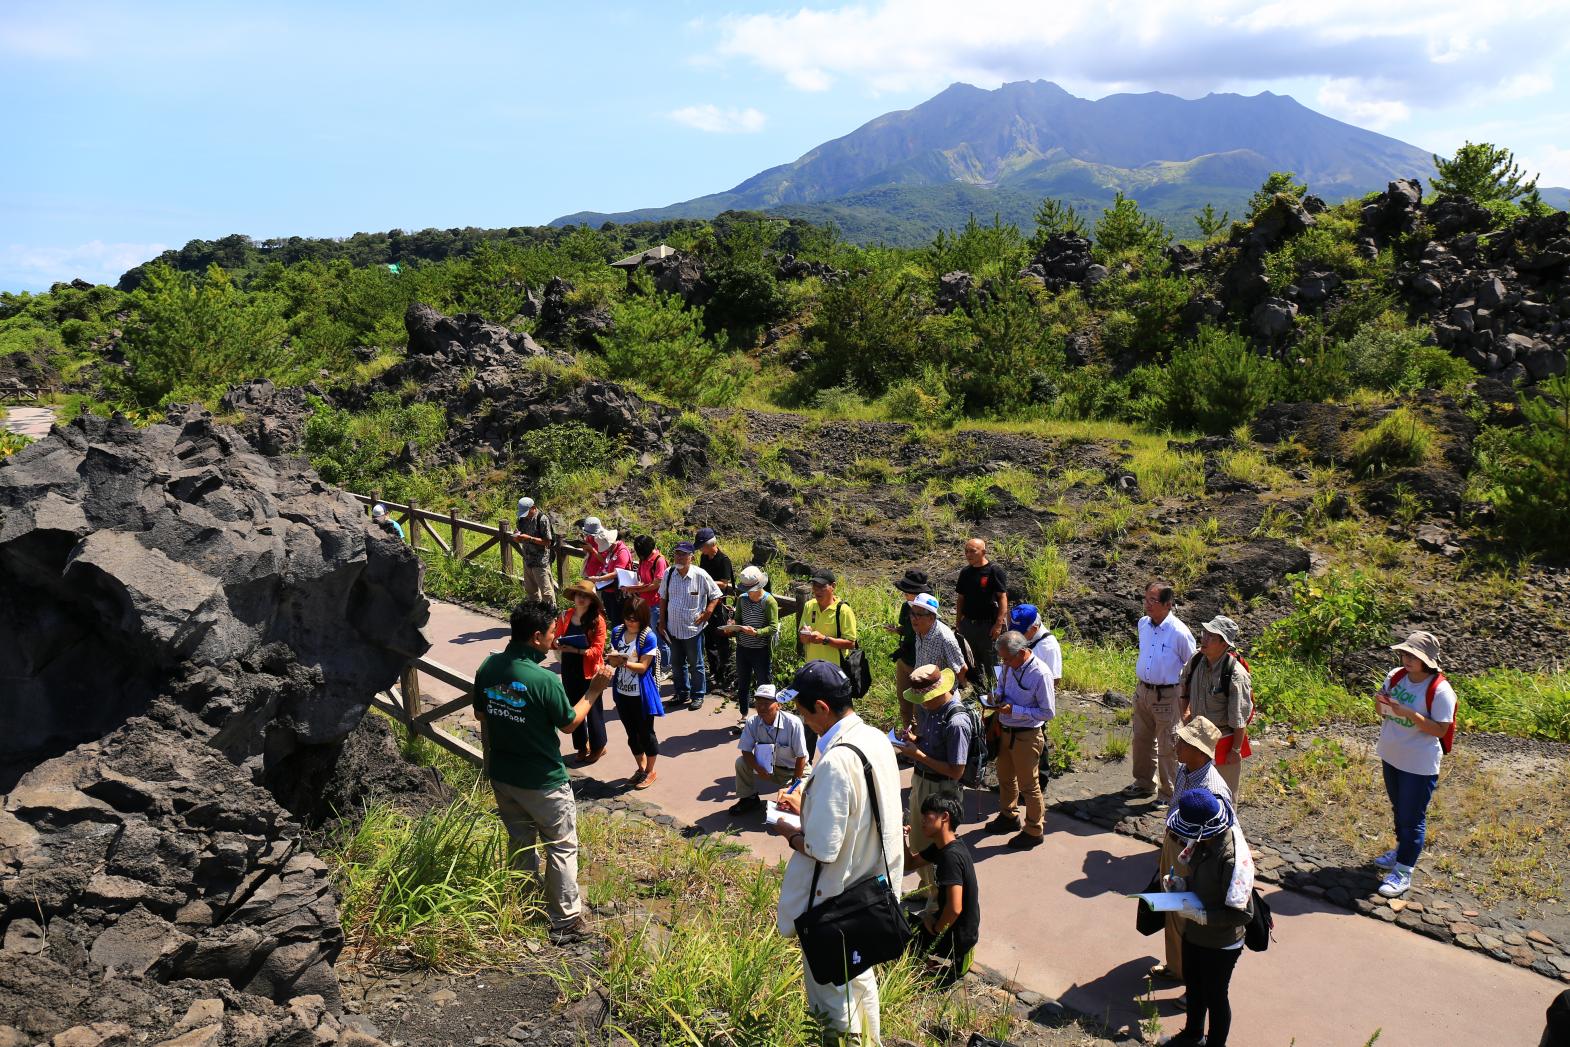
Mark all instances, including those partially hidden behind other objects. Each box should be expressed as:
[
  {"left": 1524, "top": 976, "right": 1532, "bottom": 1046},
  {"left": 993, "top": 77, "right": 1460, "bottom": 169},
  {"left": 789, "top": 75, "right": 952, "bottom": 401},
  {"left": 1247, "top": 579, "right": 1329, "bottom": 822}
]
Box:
[
  {"left": 1, "top": 406, "right": 56, "bottom": 439},
  {"left": 420, "top": 598, "right": 1560, "bottom": 1046}
]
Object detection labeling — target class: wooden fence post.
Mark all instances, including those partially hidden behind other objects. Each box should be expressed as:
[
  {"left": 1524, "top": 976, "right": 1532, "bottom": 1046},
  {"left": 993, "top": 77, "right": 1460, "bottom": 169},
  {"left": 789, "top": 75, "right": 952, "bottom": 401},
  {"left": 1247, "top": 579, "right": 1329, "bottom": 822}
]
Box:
[
  {"left": 449, "top": 507, "right": 463, "bottom": 560},
  {"left": 406, "top": 499, "right": 419, "bottom": 549},
  {"left": 554, "top": 538, "right": 566, "bottom": 591},
  {"left": 400, "top": 663, "right": 421, "bottom": 723},
  {"left": 498, "top": 519, "right": 513, "bottom": 579}
]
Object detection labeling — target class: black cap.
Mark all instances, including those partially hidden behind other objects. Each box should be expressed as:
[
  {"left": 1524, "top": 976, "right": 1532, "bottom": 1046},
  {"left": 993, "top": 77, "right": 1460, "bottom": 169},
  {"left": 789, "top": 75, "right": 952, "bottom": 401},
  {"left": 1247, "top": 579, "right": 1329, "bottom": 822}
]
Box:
[
  {"left": 809, "top": 567, "right": 837, "bottom": 585},
  {"left": 780, "top": 660, "right": 852, "bottom": 705}
]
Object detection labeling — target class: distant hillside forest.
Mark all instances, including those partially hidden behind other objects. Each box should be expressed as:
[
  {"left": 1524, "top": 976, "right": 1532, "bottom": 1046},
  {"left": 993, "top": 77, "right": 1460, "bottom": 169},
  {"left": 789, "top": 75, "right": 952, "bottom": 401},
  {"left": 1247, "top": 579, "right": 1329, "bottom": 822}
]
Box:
[{"left": 3, "top": 152, "right": 1567, "bottom": 552}]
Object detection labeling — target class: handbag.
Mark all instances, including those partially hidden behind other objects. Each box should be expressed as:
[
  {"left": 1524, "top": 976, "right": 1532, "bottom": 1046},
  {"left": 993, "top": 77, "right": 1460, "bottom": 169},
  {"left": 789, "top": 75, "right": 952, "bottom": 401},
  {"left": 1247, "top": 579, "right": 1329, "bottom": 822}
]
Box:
[
  {"left": 1244, "top": 888, "right": 1273, "bottom": 951},
  {"left": 794, "top": 744, "right": 910, "bottom": 985},
  {"left": 1135, "top": 868, "right": 1164, "bottom": 936}
]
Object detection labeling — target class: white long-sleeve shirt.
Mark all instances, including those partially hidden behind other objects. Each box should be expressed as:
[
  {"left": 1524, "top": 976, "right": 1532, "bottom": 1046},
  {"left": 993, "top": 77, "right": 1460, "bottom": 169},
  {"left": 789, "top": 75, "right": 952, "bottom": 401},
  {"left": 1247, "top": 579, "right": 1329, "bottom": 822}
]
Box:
[
  {"left": 1136, "top": 614, "right": 1196, "bottom": 686},
  {"left": 777, "top": 714, "right": 903, "bottom": 938}
]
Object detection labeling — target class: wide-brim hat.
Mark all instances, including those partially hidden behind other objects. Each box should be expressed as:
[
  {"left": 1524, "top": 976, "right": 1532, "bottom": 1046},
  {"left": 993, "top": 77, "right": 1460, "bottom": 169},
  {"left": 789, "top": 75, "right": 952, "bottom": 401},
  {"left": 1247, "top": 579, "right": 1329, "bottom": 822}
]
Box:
[
  {"left": 564, "top": 580, "right": 601, "bottom": 602},
  {"left": 1391, "top": 630, "right": 1441, "bottom": 671},
  {"left": 1166, "top": 788, "right": 1235, "bottom": 841},
  {"left": 579, "top": 516, "right": 603, "bottom": 536},
  {"left": 738, "top": 565, "right": 768, "bottom": 591},
  {"left": 1200, "top": 615, "right": 1240, "bottom": 647},
  {"left": 894, "top": 569, "right": 931, "bottom": 594},
  {"left": 1176, "top": 716, "right": 1223, "bottom": 760},
  {"left": 904, "top": 664, "right": 956, "bottom": 704}
]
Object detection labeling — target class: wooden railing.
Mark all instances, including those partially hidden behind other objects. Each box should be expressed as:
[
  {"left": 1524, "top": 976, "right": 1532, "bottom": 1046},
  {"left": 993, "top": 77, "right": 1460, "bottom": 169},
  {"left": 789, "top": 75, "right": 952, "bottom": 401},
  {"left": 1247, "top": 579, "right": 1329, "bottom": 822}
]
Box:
[
  {"left": 0, "top": 386, "right": 46, "bottom": 404},
  {"left": 371, "top": 655, "right": 485, "bottom": 768},
  {"left": 349, "top": 490, "right": 806, "bottom": 617}
]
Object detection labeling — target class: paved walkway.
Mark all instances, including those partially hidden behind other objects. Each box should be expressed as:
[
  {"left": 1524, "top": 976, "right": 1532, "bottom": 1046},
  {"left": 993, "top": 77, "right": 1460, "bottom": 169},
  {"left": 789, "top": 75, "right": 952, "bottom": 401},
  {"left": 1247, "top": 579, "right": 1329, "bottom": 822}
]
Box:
[
  {"left": 1, "top": 406, "right": 56, "bottom": 439},
  {"left": 420, "top": 599, "right": 1559, "bottom": 1046}
]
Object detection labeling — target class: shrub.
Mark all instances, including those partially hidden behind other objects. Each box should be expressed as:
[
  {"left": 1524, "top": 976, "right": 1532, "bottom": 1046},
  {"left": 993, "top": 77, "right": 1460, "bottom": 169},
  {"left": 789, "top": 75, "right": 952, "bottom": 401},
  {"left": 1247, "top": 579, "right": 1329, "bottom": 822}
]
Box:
[
  {"left": 601, "top": 292, "right": 747, "bottom": 407},
  {"left": 880, "top": 366, "right": 958, "bottom": 426},
  {"left": 1348, "top": 407, "right": 1434, "bottom": 476},
  {"left": 1159, "top": 327, "right": 1282, "bottom": 434},
  {"left": 303, "top": 393, "right": 447, "bottom": 498},
  {"left": 1257, "top": 568, "right": 1403, "bottom": 663},
  {"left": 1093, "top": 192, "right": 1170, "bottom": 258},
  {"left": 1474, "top": 374, "right": 1570, "bottom": 552},
  {"left": 810, "top": 252, "right": 926, "bottom": 397},
  {"left": 1246, "top": 172, "right": 1307, "bottom": 220},
  {"left": 1343, "top": 319, "right": 1472, "bottom": 393}
]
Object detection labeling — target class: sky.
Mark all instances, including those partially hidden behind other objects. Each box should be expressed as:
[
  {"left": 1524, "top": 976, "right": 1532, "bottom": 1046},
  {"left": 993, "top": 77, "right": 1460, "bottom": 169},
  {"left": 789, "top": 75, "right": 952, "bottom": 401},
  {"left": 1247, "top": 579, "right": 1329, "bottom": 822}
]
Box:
[{"left": 5, "top": 0, "right": 1570, "bottom": 291}]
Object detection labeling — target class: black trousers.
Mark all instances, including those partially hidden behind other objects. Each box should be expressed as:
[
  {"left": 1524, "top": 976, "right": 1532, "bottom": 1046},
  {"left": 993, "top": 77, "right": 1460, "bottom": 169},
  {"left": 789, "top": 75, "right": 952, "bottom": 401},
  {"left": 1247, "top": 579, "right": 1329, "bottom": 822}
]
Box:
[
  {"left": 705, "top": 620, "right": 733, "bottom": 690},
  {"left": 613, "top": 690, "right": 659, "bottom": 757},
  {"left": 1181, "top": 938, "right": 1242, "bottom": 1047},
  {"left": 734, "top": 645, "right": 772, "bottom": 715},
  {"left": 563, "top": 654, "right": 607, "bottom": 754}
]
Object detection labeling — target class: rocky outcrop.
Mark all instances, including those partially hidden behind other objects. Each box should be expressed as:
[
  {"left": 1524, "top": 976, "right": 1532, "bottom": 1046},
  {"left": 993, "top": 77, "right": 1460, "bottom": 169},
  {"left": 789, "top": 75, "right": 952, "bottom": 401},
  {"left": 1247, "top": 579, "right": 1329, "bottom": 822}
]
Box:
[
  {"left": 0, "top": 415, "right": 428, "bottom": 1044},
  {"left": 341, "top": 304, "right": 711, "bottom": 483},
  {"left": 535, "top": 277, "right": 614, "bottom": 349},
  {"left": 644, "top": 252, "right": 712, "bottom": 307},
  {"left": 406, "top": 303, "right": 544, "bottom": 361},
  {"left": 218, "top": 378, "right": 321, "bottom": 457},
  {"left": 1022, "top": 233, "right": 1096, "bottom": 292}
]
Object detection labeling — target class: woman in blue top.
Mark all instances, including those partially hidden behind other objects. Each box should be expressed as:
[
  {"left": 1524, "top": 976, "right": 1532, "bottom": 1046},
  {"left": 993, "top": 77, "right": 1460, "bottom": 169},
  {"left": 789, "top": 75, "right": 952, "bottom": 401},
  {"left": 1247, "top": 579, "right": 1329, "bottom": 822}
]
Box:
[{"left": 608, "top": 598, "right": 664, "bottom": 789}]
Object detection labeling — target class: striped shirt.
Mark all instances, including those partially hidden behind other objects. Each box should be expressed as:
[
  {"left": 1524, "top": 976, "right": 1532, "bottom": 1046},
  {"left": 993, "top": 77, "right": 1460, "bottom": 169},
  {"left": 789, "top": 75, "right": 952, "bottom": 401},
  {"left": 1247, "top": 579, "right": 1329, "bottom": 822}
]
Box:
[
  {"left": 734, "top": 592, "right": 778, "bottom": 649},
  {"left": 1173, "top": 759, "right": 1233, "bottom": 805},
  {"left": 914, "top": 620, "right": 967, "bottom": 677}
]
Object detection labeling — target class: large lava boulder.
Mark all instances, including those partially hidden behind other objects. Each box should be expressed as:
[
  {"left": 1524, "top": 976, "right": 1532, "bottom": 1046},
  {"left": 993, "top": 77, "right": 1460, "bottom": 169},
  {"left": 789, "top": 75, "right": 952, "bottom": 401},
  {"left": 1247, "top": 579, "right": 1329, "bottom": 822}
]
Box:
[{"left": 0, "top": 414, "right": 428, "bottom": 1044}]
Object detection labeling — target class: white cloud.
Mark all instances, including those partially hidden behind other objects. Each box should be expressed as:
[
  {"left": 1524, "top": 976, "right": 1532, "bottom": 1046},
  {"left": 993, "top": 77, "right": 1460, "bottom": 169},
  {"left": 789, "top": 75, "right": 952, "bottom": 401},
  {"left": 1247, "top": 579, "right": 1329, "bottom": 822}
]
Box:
[
  {"left": 0, "top": 241, "right": 167, "bottom": 291},
  {"left": 668, "top": 104, "right": 767, "bottom": 133},
  {"left": 1316, "top": 79, "right": 1410, "bottom": 130},
  {"left": 1519, "top": 145, "right": 1570, "bottom": 189},
  {"left": 709, "top": 0, "right": 1570, "bottom": 115}
]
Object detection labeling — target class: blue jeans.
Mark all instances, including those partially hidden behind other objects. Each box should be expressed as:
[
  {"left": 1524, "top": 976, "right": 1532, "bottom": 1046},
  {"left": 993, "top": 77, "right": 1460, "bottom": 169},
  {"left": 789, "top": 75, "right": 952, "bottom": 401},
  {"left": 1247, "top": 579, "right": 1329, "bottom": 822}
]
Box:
[
  {"left": 734, "top": 645, "right": 772, "bottom": 716},
  {"left": 669, "top": 634, "right": 706, "bottom": 703},
  {"left": 1382, "top": 761, "right": 1439, "bottom": 868}
]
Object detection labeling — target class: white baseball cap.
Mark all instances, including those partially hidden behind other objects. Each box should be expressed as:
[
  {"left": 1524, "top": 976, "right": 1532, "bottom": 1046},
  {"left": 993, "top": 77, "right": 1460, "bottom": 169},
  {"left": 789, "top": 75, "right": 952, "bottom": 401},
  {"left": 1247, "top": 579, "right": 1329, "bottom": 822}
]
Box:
[{"left": 911, "top": 592, "right": 940, "bottom": 615}]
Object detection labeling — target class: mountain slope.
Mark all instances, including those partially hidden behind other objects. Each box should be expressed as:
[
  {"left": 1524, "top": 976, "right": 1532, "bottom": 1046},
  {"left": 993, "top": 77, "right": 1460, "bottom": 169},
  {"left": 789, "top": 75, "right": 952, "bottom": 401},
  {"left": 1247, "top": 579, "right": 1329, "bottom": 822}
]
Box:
[{"left": 552, "top": 80, "right": 1444, "bottom": 240}]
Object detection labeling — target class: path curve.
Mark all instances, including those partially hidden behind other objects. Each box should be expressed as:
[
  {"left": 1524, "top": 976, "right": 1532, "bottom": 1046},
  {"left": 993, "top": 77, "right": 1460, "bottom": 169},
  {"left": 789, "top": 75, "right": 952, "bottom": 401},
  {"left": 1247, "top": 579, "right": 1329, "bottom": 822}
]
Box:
[
  {"left": 1, "top": 406, "right": 57, "bottom": 439},
  {"left": 419, "top": 598, "right": 1559, "bottom": 1046}
]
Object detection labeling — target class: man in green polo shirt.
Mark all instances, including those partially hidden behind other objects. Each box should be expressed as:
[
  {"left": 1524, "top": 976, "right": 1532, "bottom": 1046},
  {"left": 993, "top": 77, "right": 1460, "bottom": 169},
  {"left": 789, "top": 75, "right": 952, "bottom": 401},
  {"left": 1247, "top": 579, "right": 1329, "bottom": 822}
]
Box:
[{"left": 471, "top": 599, "right": 610, "bottom": 940}]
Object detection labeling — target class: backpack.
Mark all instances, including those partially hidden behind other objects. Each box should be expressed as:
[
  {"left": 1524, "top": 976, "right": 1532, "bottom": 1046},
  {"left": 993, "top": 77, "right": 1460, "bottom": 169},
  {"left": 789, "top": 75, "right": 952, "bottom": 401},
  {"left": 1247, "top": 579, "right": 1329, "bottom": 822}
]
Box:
[
  {"left": 1244, "top": 888, "right": 1274, "bottom": 952},
  {"left": 1388, "top": 667, "right": 1456, "bottom": 754},
  {"left": 946, "top": 701, "right": 990, "bottom": 789},
  {"left": 952, "top": 628, "right": 980, "bottom": 693}
]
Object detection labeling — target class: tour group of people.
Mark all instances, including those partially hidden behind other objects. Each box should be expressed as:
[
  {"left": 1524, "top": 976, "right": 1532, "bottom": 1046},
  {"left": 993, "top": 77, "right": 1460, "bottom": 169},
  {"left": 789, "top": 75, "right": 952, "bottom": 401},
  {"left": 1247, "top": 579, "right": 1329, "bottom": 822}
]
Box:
[{"left": 428, "top": 495, "right": 1463, "bottom": 1047}]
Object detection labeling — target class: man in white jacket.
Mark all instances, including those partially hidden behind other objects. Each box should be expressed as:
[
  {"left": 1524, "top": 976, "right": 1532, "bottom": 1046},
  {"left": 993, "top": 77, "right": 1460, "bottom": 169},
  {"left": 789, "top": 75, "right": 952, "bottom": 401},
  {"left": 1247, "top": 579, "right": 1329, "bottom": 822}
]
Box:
[{"left": 771, "top": 660, "right": 904, "bottom": 1045}]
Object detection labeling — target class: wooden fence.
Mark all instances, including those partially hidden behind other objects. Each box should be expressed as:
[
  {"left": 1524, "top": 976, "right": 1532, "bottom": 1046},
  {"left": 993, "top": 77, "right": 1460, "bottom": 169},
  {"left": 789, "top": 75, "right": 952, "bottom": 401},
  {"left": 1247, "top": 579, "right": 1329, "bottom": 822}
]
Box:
[
  {"left": 370, "top": 656, "right": 485, "bottom": 768},
  {"left": 349, "top": 491, "right": 805, "bottom": 617},
  {"left": 0, "top": 386, "right": 46, "bottom": 404}
]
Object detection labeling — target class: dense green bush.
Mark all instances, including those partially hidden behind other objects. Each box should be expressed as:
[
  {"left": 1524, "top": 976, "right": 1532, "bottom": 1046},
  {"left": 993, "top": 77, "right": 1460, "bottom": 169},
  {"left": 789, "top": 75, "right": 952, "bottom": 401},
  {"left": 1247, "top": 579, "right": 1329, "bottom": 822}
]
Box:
[
  {"left": 929, "top": 214, "right": 1030, "bottom": 281},
  {"left": 810, "top": 251, "right": 926, "bottom": 396},
  {"left": 1474, "top": 374, "right": 1570, "bottom": 553},
  {"left": 116, "top": 263, "right": 295, "bottom": 407},
  {"left": 1258, "top": 568, "right": 1403, "bottom": 663},
  {"left": 601, "top": 292, "right": 748, "bottom": 407},
  {"left": 1158, "top": 326, "right": 1281, "bottom": 433},
  {"left": 1092, "top": 192, "right": 1170, "bottom": 257},
  {"left": 303, "top": 393, "right": 447, "bottom": 498},
  {"left": 1342, "top": 318, "right": 1471, "bottom": 393}
]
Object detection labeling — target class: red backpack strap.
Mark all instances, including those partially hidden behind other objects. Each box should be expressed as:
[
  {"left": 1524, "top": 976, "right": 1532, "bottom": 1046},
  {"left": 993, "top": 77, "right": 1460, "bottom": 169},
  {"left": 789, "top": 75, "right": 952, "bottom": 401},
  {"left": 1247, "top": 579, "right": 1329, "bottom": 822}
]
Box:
[{"left": 1423, "top": 673, "right": 1455, "bottom": 754}]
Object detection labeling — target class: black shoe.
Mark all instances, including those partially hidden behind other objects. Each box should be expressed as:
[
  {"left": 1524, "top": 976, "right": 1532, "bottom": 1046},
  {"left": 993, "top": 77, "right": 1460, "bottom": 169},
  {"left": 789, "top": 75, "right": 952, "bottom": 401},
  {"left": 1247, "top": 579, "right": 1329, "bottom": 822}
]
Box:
[
  {"left": 727, "top": 796, "right": 763, "bottom": 816},
  {"left": 1006, "top": 831, "right": 1044, "bottom": 850},
  {"left": 548, "top": 916, "right": 589, "bottom": 944},
  {"left": 689, "top": 698, "right": 705, "bottom": 712},
  {"left": 1157, "top": 1033, "right": 1204, "bottom": 1047},
  {"left": 985, "top": 815, "right": 1021, "bottom": 834}
]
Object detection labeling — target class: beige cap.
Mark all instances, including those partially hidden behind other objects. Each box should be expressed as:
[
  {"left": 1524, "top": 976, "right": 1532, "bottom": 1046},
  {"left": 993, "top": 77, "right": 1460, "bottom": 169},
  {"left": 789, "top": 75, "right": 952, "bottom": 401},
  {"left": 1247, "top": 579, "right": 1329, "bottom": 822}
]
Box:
[
  {"left": 1390, "top": 631, "right": 1441, "bottom": 671},
  {"left": 1176, "top": 716, "right": 1223, "bottom": 760}
]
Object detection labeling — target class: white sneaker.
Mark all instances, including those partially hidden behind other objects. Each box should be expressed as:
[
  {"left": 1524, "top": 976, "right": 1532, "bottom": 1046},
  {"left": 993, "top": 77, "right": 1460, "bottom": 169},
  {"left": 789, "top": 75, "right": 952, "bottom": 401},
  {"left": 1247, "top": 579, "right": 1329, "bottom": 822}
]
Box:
[
  {"left": 1377, "top": 868, "right": 1412, "bottom": 897},
  {"left": 1373, "top": 848, "right": 1399, "bottom": 870}
]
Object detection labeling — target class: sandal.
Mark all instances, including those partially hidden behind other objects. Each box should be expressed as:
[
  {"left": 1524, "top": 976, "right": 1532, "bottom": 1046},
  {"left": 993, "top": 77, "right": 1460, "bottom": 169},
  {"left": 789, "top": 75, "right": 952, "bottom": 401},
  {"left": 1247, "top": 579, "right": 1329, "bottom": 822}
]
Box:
[
  {"left": 634, "top": 770, "right": 657, "bottom": 790},
  {"left": 628, "top": 768, "right": 647, "bottom": 785}
]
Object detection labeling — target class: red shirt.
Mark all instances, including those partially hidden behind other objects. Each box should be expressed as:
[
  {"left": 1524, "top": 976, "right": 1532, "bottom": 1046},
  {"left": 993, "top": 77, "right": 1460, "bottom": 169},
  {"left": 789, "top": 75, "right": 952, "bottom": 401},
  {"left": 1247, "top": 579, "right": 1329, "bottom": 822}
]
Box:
[{"left": 552, "top": 609, "right": 606, "bottom": 679}]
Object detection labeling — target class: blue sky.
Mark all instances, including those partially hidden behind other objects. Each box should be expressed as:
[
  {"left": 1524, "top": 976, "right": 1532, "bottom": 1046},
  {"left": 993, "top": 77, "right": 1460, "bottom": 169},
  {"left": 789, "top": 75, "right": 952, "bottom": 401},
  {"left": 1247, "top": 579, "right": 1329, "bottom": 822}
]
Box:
[{"left": 6, "top": 0, "right": 1569, "bottom": 291}]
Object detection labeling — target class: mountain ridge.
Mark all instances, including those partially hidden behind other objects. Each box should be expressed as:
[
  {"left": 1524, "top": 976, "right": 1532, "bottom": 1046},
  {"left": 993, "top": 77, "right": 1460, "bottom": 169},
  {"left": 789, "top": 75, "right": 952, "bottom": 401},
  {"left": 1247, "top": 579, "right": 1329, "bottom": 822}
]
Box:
[{"left": 553, "top": 80, "right": 1563, "bottom": 242}]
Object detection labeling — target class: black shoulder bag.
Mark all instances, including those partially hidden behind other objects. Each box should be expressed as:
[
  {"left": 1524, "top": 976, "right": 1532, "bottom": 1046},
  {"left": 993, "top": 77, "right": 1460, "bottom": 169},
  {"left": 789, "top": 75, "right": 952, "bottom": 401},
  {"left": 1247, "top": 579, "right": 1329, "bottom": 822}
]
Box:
[
  {"left": 835, "top": 602, "right": 873, "bottom": 698},
  {"left": 794, "top": 743, "right": 910, "bottom": 985}
]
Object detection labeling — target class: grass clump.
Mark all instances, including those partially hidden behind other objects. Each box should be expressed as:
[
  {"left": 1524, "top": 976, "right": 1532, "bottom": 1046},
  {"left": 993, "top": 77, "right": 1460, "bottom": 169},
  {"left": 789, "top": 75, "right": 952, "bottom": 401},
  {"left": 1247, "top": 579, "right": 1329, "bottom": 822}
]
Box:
[
  {"left": 1061, "top": 643, "right": 1137, "bottom": 695},
  {"left": 1130, "top": 445, "right": 1205, "bottom": 500},
  {"left": 1348, "top": 407, "right": 1435, "bottom": 477}
]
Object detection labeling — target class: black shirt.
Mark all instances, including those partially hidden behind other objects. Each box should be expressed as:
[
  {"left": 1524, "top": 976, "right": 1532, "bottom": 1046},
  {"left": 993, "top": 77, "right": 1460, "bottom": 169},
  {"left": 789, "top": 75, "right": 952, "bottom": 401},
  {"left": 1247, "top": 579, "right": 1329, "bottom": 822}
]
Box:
[
  {"left": 920, "top": 840, "right": 980, "bottom": 957},
  {"left": 700, "top": 550, "right": 734, "bottom": 589},
  {"left": 956, "top": 563, "right": 1008, "bottom": 622}
]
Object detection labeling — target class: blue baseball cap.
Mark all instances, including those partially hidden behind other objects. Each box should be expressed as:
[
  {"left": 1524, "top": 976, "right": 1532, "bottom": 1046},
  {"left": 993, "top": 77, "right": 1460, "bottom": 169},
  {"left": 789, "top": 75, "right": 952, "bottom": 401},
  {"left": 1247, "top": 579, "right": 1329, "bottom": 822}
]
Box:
[
  {"left": 1010, "top": 604, "right": 1040, "bottom": 631},
  {"left": 694, "top": 527, "right": 717, "bottom": 545}
]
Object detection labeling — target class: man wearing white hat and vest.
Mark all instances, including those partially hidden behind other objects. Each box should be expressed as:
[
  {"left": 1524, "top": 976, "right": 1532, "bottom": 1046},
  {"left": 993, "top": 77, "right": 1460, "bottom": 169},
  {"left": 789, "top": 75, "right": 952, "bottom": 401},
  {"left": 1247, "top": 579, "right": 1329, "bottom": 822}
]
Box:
[{"left": 1179, "top": 615, "right": 1253, "bottom": 801}]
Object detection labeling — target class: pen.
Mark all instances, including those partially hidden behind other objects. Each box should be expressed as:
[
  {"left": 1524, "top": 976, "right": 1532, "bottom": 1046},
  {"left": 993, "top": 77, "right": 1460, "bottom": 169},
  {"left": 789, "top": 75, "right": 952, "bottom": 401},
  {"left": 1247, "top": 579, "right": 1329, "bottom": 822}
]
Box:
[{"left": 784, "top": 777, "right": 801, "bottom": 794}]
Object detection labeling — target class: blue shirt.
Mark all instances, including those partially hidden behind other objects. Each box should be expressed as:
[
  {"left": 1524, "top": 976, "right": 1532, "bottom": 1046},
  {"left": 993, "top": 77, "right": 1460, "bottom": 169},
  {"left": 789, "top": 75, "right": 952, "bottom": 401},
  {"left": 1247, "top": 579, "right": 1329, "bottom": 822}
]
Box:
[{"left": 996, "top": 654, "right": 1056, "bottom": 728}]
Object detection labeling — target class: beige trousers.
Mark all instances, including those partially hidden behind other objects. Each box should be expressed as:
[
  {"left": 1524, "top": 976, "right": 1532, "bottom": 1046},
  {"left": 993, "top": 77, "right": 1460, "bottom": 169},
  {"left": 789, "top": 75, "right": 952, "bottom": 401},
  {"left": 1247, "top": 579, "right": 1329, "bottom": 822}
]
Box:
[
  {"left": 907, "top": 772, "right": 962, "bottom": 907},
  {"left": 734, "top": 754, "right": 788, "bottom": 799},
  {"left": 804, "top": 961, "right": 880, "bottom": 1046},
  {"left": 492, "top": 780, "right": 581, "bottom": 928},
  {"left": 1132, "top": 682, "right": 1181, "bottom": 800},
  {"left": 1159, "top": 830, "right": 1191, "bottom": 977},
  {"left": 523, "top": 563, "right": 556, "bottom": 604},
  {"left": 895, "top": 660, "right": 913, "bottom": 727},
  {"left": 1217, "top": 754, "right": 1244, "bottom": 803},
  {"left": 995, "top": 726, "right": 1046, "bottom": 836}
]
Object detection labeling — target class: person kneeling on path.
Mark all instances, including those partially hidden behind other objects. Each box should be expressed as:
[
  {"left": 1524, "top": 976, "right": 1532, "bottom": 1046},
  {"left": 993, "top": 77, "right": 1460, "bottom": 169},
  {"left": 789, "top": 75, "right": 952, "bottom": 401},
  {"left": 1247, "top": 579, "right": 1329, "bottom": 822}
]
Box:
[
  {"left": 1161, "top": 788, "right": 1255, "bottom": 1047},
  {"left": 472, "top": 600, "right": 609, "bottom": 942},
  {"left": 1152, "top": 717, "right": 1233, "bottom": 984},
  {"left": 986, "top": 630, "right": 1055, "bottom": 850},
  {"left": 896, "top": 665, "right": 972, "bottom": 912},
  {"left": 902, "top": 792, "right": 979, "bottom": 987},
  {"left": 1179, "top": 615, "right": 1253, "bottom": 801},
  {"left": 728, "top": 684, "right": 810, "bottom": 815},
  {"left": 771, "top": 660, "right": 903, "bottom": 1046},
  {"left": 1372, "top": 630, "right": 1456, "bottom": 899}
]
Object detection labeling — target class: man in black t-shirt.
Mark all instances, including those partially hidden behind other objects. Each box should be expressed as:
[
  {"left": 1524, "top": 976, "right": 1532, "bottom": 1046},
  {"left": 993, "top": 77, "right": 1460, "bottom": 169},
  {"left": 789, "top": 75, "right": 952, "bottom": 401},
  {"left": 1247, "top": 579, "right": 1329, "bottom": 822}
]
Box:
[
  {"left": 697, "top": 528, "right": 735, "bottom": 694},
  {"left": 955, "top": 538, "right": 1008, "bottom": 689},
  {"left": 903, "top": 792, "right": 979, "bottom": 985}
]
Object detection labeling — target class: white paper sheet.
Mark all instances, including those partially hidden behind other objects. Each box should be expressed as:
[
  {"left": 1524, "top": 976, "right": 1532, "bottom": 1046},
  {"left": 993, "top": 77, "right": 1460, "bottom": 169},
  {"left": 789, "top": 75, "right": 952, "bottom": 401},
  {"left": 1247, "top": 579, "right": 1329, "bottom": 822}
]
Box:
[
  {"left": 615, "top": 567, "right": 640, "bottom": 588},
  {"left": 1135, "top": 891, "right": 1206, "bottom": 916},
  {"left": 752, "top": 743, "right": 775, "bottom": 774},
  {"left": 765, "top": 801, "right": 801, "bottom": 832}
]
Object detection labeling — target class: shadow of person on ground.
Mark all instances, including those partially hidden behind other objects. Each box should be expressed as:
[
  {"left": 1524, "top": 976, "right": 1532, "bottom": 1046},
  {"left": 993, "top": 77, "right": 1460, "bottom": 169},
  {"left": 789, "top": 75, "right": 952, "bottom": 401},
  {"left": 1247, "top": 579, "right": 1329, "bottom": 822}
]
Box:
[
  {"left": 451, "top": 626, "right": 510, "bottom": 645},
  {"left": 1059, "top": 956, "right": 1171, "bottom": 1039},
  {"left": 1066, "top": 848, "right": 1155, "bottom": 899}
]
